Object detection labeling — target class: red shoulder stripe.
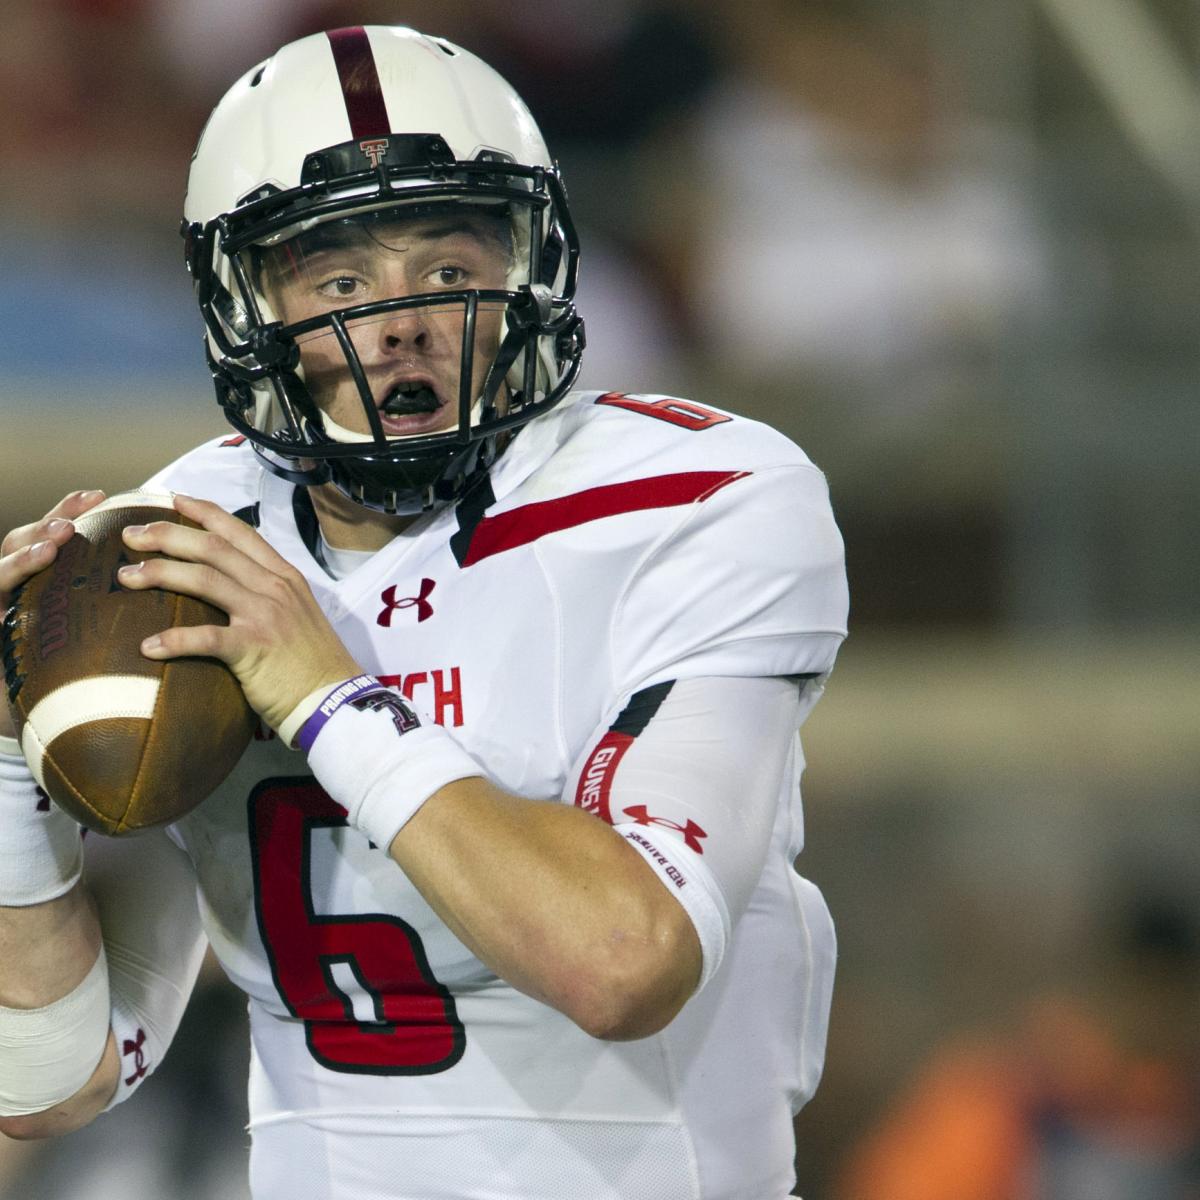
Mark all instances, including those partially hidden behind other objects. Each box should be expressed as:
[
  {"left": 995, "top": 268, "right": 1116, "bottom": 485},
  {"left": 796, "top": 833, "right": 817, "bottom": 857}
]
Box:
[
  {"left": 460, "top": 471, "right": 748, "bottom": 567},
  {"left": 327, "top": 27, "right": 390, "bottom": 139}
]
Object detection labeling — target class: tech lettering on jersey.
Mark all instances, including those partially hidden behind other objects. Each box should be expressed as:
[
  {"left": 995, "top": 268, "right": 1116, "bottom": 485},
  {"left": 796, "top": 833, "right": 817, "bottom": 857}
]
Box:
[{"left": 377, "top": 668, "right": 464, "bottom": 727}]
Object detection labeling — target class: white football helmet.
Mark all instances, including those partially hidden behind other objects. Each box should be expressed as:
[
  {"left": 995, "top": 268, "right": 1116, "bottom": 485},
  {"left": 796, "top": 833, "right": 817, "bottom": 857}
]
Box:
[{"left": 182, "top": 26, "right": 584, "bottom": 514}]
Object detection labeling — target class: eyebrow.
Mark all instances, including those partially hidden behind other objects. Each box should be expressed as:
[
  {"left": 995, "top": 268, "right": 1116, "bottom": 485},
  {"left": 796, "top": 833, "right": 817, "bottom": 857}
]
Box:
[
  {"left": 410, "top": 220, "right": 490, "bottom": 241},
  {"left": 371, "top": 217, "right": 512, "bottom": 253},
  {"left": 297, "top": 218, "right": 507, "bottom": 257}
]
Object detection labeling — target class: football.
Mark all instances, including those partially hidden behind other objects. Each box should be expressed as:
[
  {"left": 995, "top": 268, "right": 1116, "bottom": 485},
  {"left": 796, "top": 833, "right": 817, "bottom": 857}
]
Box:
[{"left": 1, "top": 492, "right": 257, "bottom": 835}]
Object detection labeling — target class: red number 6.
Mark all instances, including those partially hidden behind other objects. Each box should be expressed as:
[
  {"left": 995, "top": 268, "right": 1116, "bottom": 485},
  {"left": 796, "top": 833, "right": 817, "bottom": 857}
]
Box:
[
  {"left": 249, "top": 777, "right": 464, "bottom": 1075},
  {"left": 596, "top": 391, "right": 731, "bottom": 430}
]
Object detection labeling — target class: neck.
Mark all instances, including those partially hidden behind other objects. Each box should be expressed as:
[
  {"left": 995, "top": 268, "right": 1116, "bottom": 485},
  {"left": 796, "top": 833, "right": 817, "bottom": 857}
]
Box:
[{"left": 308, "top": 483, "right": 419, "bottom": 551}]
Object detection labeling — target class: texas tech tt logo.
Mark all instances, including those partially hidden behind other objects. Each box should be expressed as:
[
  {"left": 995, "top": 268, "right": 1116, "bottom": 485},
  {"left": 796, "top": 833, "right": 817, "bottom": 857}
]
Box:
[
  {"left": 359, "top": 137, "right": 389, "bottom": 167},
  {"left": 350, "top": 690, "right": 421, "bottom": 737},
  {"left": 378, "top": 578, "right": 436, "bottom": 626}
]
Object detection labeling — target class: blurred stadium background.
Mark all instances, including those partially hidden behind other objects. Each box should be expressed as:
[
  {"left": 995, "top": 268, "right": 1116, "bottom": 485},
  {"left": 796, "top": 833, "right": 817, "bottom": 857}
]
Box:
[{"left": 2, "top": 1, "right": 1198, "bottom": 1197}]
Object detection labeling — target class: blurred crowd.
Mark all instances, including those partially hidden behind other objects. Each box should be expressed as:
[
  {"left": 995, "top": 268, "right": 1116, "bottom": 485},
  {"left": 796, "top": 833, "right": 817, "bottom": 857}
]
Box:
[
  {"left": 1, "top": 0, "right": 1056, "bottom": 632},
  {"left": 2, "top": 2, "right": 1198, "bottom": 1197}
]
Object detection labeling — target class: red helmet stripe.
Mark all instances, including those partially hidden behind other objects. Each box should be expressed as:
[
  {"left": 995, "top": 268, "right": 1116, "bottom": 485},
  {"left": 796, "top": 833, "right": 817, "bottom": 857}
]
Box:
[{"left": 326, "top": 27, "right": 390, "bottom": 139}]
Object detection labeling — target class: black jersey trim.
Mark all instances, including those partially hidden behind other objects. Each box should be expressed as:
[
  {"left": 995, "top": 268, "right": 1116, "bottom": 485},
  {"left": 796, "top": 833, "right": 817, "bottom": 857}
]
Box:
[
  {"left": 291, "top": 487, "right": 331, "bottom": 574},
  {"left": 449, "top": 474, "right": 497, "bottom": 566},
  {"left": 232, "top": 502, "right": 261, "bottom": 528},
  {"left": 611, "top": 680, "right": 675, "bottom": 738}
]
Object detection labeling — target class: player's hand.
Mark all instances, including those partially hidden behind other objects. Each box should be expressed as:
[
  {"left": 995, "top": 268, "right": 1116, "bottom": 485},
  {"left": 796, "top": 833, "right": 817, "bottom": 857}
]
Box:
[
  {"left": 117, "top": 494, "right": 363, "bottom": 735},
  {"left": 0, "top": 491, "right": 108, "bottom": 742}
]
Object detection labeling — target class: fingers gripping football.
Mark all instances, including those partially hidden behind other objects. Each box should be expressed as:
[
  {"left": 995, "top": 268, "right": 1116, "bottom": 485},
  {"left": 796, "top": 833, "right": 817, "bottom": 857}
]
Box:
[
  {"left": 118, "top": 495, "right": 361, "bottom": 733},
  {"left": 0, "top": 491, "right": 107, "bottom": 741}
]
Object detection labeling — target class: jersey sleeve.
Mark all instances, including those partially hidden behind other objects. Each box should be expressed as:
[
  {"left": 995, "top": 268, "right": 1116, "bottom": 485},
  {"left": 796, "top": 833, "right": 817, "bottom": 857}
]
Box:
[
  {"left": 84, "top": 830, "right": 208, "bottom": 1110},
  {"left": 564, "top": 675, "right": 806, "bottom": 992},
  {"left": 139, "top": 434, "right": 262, "bottom": 517},
  {"left": 609, "top": 463, "right": 847, "bottom": 702}
]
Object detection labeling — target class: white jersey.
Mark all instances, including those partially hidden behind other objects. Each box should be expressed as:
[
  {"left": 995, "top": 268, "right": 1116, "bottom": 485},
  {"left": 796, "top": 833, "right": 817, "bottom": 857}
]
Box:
[{"left": 144, "top": 390, "right": 848, "bottom": 1200}]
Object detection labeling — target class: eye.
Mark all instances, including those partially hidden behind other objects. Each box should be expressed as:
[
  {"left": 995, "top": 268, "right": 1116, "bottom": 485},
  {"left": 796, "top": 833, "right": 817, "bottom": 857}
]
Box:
[
  {"left": 433, "top": 266, "right": 466, "bottom": 287},
  {"left": 316, "top": 276, "right": 364, "bottom": 299}
]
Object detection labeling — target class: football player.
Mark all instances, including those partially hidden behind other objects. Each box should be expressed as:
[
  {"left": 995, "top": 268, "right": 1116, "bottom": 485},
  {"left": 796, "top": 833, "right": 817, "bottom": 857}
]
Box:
[{"left": 0, "top": 27, "right": 847, "bottom": 1199}]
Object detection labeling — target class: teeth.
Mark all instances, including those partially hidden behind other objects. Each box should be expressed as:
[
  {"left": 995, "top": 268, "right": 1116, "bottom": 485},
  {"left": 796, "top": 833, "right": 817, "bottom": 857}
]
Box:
[{"left": 382, "top": 385, "right": 439, "bottom": 416}]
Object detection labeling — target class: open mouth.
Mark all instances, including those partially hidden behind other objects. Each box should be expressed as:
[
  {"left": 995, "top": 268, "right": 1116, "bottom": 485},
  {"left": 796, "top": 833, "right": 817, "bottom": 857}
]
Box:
[{"left": 381, "top": 382, "right": 441, "bottom": 417}]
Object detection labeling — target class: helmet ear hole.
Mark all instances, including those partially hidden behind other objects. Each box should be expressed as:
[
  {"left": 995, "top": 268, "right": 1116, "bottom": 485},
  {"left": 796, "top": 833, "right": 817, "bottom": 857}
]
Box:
[
  {"left": 541, "top": 232, "right": 564, "bottom": 287},
  {"left": 278, "top": 370, "right": 319, "bottom": 422}
]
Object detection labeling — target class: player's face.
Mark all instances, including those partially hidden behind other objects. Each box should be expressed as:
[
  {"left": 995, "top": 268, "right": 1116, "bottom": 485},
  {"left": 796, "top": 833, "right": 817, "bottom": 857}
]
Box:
[{"left": 257, "top": 210, "right": 513, "bottom": 438}]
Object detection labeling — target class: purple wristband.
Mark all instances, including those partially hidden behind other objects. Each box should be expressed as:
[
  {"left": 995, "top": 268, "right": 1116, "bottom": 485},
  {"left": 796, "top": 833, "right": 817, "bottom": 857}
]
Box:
[
  {"left": 297, "top": 674, "right": 382, "bottom": 754},
  {"left": 297, "top": 675, "right": 423, "bottom": 754}
]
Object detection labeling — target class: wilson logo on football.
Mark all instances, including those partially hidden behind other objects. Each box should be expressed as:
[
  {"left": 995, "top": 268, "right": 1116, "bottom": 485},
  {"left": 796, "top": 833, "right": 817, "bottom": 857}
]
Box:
[
  {"left": 35, "top": 539, "right": 83, "bottom": 660},
  {"left": 378, "top": 579, "right": 436, "bottom": 626},
  {"left": 622, "top": 805, "right": 708, "bottom": 855},
  {"left": 359, "top": 137, "right": 389, "bottom": 167}
]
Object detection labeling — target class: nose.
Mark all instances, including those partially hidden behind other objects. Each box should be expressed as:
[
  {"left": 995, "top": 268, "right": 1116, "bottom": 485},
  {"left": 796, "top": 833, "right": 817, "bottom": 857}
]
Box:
[{"left": 379, "top": 304, "right": 430, "bottom": 353}]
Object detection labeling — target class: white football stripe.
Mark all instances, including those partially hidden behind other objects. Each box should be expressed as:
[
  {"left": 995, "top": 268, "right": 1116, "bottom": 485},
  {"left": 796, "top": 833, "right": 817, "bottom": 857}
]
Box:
[
  {"left": 21, "top": 676, "right": 160, "bottom": 791},
  {"left": 80, "top": 491, "right": 177, "bottom": 520}
]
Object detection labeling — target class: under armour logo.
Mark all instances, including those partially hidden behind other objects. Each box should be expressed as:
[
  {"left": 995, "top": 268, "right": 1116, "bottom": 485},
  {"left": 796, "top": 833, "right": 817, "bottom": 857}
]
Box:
[
  {"left": 359, "top": 137, "right": 390, "bottom": 167},
  {"left": 622, "top": 805, "right": 708, "bottom": 854},
  {"left": 378, "top": 579, "right": 436, "bottom": 626},
  {"left": 122, "top": 1027, "right": 148, "bottom": 1085}
]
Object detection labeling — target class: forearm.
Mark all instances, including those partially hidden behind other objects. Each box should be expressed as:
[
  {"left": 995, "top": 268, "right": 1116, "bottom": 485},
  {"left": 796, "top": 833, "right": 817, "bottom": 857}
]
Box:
[
  {"left": 384, "top": 676, "right": 804, "bottom": 1038},
  {"left": 0, "top": 883, "right": 119, "bottom": 1135},
  {"left": 0, "top": 750, "right": 118, "bottom": 1133},
  {"left": 0, "top": 750, "right": 204, "bottom": 1135},
  {"left": 0, "top": 1034, "right": 119, "bottom": 1140},
  {"left": 0, "top": 884, "right": 103, "bottom": 1009},
  {"left": 390, "top": 778, "right": 700, "bottom": 1039}
]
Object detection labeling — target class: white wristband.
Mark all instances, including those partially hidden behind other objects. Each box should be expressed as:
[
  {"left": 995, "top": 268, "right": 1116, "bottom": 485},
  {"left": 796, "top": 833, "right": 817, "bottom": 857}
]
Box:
[
  {"left": 305, "top": 687, "right": 481, "bottom": 851},
  {"left": 0, "top": 751, "right": 83, "bottom": 907},
  {"left": 276, "top": 682, "right": 337, "bottom": 749}
]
